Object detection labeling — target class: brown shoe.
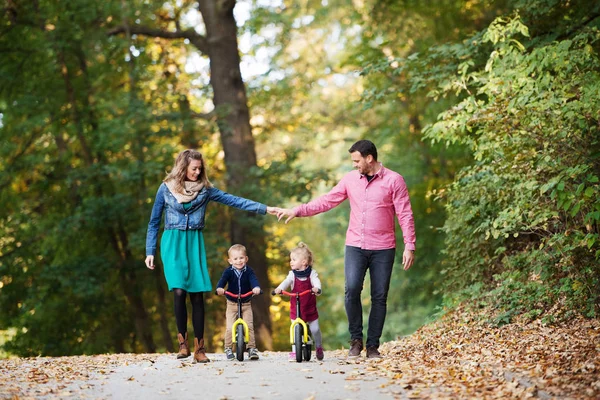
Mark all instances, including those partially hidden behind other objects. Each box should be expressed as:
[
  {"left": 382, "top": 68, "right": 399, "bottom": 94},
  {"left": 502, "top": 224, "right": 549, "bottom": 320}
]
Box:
[
  {"left": 193, "top": 338, "right": 210, "bottom": 363},
  {"left": 177, "top": 333, "right": 190, "bottom": 359},
  {"left": 366, "top": 345, "right": 382, "bottom": 359},
  {"left": 348, "top": 338, "right": 363, "bottom": 358}
]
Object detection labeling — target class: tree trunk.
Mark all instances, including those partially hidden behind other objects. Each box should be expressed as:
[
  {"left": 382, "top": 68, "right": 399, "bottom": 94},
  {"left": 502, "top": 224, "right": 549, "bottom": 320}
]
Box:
[{"left": 197, "top": 0, "right": 272, "bottom": 349}]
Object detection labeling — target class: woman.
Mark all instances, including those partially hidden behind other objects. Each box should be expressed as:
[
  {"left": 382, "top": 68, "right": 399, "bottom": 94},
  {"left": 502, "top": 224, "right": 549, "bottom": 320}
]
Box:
[{"left": 145, "top": 149, "right": 276, "bottom": 363}]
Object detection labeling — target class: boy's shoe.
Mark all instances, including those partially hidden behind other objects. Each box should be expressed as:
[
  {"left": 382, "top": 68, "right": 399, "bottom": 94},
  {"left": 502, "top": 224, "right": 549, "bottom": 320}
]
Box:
[
  {"left": 348, "top": 338, "right": 363, "bottom": 358},
  {"left": 224, "top": 347, "right": 234, "bottom": 360},
  {"left": 288, "top": 352, "right": 296, "bottom": 362},
  {"left": 366, "top": 345, "right": 382, "bottom": 359},
  {"left": 248, "top": 348, "right": 260, "bottom": 360},
  {"left": 316, "top": 346, "right": 324, "bottom": 361}
]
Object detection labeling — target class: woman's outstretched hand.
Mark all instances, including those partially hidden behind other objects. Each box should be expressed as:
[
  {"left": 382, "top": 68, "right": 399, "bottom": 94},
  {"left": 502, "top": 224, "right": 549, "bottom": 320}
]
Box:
[{"left": 266, "top": 206, "right": 280, "bottom": 215}]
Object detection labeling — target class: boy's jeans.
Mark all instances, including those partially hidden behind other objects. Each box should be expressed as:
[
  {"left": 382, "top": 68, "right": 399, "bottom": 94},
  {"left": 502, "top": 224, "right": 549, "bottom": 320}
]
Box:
[{"left": 344, "top": 245, "right": 396, "bottom": 348}]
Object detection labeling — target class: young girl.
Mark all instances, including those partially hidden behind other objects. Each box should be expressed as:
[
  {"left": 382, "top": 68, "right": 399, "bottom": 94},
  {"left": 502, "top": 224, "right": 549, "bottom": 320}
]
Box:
[{"left": 273, "top": 242, "right": 324, "bottom": 361}]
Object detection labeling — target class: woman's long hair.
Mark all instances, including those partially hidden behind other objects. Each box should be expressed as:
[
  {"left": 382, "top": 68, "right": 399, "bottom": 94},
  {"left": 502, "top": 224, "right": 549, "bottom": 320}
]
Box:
[{"left": 164, "top": 149, "right": 212, "bottom": 192}]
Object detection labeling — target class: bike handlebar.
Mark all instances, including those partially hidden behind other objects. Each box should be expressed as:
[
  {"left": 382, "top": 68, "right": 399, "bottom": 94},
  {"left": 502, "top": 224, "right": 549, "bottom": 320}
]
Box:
[
  {"left": 216, "top": 290, "right": 262, "bottom": 298},
  {"left": 271, "top": 289, "right": 322, "bottom": 296}
]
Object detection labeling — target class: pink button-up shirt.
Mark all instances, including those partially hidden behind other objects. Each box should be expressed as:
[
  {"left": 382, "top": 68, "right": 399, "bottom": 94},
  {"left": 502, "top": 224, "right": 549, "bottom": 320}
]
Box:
[{"left": 294, "top": 165, "right": 416, "bottom": 251}]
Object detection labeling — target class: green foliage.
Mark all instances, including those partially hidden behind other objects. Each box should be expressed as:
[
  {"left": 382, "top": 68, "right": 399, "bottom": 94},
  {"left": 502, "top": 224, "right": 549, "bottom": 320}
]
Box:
[
  {"left": 423, "top": 15, "right": 600, "bottom": 320},
  {"left": 0, "top": 0, "right": 213, "bottom": 356},
  {"left": 359, "top": 0, "right": 600, "bottom": 323}
]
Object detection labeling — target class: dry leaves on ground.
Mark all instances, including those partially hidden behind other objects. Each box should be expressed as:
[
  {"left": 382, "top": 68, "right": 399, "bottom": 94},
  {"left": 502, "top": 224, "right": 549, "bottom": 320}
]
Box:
[
  {"left": 0, "top": 353, "right": 161, "bottom": 399},
  {"left": 370, "top": 307, "right": 600, "bottom": 399}
]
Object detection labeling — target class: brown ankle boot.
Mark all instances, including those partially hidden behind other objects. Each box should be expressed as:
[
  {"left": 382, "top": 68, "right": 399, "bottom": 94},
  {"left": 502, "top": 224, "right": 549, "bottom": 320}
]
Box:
[
  {"left": 193, "top": 338, "right": 210, "bottom": 363},
  {"left": 177, "top": 333, "right": 190, "bottom": 359}
]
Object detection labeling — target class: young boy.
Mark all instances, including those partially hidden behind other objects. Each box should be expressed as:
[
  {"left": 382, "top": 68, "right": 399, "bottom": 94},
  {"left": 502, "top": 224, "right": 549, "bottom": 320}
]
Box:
[{"left": 216, "top": 244, "right": 261, "bottom": 360}]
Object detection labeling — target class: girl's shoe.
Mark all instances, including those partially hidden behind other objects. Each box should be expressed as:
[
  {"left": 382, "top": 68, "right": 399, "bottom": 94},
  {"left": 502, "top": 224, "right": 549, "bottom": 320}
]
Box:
[
  {"left": 224, "top": 348, "right": 234, "bottom": 360},
  {"left": 316, "top": 346, "right": 324, "bottom": 361},
  {"left": 288, "top": 352, "right": 296, "bottom": 362}
]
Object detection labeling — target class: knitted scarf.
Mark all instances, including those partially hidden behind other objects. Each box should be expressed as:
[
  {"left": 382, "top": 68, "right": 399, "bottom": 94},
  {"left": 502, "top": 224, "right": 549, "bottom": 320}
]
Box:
[
  {"left": 165, "top": 179, "right": 204, "bottom": 203},
  {"left": 293, "top": 266, "right": 312, "bottom": 278}
]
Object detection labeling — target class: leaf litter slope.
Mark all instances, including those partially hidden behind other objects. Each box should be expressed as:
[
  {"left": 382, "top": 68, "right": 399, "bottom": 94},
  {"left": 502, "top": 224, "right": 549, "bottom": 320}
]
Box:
[{"left": 372, "top": 306, "right": 599, "bottom": 399}]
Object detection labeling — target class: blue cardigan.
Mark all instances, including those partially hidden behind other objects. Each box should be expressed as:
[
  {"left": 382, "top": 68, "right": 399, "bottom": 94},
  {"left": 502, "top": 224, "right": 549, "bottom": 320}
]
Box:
[{"left": 216, "top": 266, "right": 260, "bottom": 303}]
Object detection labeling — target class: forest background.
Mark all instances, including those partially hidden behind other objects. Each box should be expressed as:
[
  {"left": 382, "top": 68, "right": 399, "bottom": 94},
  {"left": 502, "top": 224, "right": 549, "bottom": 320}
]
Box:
[{"left": 0, "top": 0, "right": 598, "bottom": 357}]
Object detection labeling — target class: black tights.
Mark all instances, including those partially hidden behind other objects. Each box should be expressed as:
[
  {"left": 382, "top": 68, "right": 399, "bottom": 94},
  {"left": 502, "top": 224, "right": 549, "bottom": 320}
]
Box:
[{"left": 173, "top": 289, "right": 205, "bottom": 339}]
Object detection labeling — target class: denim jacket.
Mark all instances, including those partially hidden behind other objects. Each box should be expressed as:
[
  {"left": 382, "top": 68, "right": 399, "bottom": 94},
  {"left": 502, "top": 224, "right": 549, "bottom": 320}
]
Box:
[{"left": 145, "top": 183, "right": 267, "bottom": 256}]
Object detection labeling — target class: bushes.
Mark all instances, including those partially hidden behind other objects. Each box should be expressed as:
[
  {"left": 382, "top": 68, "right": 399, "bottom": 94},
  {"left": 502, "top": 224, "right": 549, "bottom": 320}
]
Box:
[{"left": 426, "top": 17, "right": 600, "bottom": 321}]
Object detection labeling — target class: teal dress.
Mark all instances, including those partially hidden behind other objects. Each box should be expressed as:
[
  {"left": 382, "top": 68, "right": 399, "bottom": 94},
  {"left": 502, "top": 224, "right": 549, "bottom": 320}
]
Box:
[{"left": 160, "top": 203, "right": 211, "bottom": 292}]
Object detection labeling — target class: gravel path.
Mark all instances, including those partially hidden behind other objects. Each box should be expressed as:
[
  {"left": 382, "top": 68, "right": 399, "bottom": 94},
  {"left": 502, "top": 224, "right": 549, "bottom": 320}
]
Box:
[{"left": 72, "top": 350, "right": 406, "bottom": 400}]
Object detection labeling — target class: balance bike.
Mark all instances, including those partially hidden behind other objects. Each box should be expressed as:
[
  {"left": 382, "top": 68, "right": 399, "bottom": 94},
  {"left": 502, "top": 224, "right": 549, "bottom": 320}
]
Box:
[
  {"left": 272, "top": 289, "right": 320, "bottom": 363},
  {"left": 217, "top": 290, "right": 260, "bottom": 361}
]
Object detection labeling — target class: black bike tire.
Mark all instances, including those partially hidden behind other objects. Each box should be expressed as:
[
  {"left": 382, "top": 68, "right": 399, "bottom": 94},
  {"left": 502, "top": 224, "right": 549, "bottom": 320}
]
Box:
[
  {"left": 303, "top": 342, "right": 312, "bottom": 361},
  {"left": 236, "top": 324, "right": 245, "bottom": 361},
  {"left": 294, "top": 325, "right": 303, "bottom": 363},
  {"left": 304, "top": 327, "right": 313, "bottom": 361}
]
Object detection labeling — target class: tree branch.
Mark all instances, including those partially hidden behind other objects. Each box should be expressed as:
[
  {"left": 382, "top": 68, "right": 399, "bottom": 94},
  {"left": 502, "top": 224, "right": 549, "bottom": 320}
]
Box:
[{"left": 108, "top": 25, "right": 209, "bottom": 54}]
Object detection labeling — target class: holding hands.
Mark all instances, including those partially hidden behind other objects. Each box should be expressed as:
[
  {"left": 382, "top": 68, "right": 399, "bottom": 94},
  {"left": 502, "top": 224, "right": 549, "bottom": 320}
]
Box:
[{"left": 266, "top": 206, "right": 296, "bottom": 224}]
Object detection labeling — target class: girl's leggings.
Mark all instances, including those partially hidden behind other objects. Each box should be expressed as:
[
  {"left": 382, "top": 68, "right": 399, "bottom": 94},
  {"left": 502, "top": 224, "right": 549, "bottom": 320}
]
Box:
[
  {"left": 308, "top": 319, "right": 323, "bottom": 348},
  {"left": 292, "top": 318, "right": 322, "bottom": 350}
]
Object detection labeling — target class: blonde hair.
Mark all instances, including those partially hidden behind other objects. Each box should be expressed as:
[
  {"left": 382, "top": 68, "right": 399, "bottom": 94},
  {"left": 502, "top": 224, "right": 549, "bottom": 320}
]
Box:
[
  {"left": 291, "top": 242, "right": 314, "bottom": 266},
  {"left": 228, "top": 244, "right": 247, "bottom": 256},
  {"left": 164, "top": 149, "right": 212, "bottom": 192}
]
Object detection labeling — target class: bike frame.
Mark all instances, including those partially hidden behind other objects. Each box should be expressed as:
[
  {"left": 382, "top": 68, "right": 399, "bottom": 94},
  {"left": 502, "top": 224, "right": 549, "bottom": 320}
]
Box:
[
  {"left": 224, "top": 290, "right": 254, "bottom": 344},
  {"left": 288, "top": 290, "right": 311, "bottom": 344}
]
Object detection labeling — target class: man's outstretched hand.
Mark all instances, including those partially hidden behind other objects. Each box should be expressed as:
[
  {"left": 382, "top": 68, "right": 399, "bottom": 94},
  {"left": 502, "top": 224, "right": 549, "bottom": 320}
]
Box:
[
  {"left": 266, "top": 206, "right": 295, "bottom": 223},
  {"left": 276, "top": 208, "right": 296, "bottom": 224}
]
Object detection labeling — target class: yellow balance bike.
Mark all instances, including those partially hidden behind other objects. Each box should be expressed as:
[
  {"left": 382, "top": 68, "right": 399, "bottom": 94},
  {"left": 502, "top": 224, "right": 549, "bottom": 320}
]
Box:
[
  {"left": 218, "top": 290, "right": 260, "bottom": 361},
  {"left": 272, "top": 288, "right": 321, "bottom": 363}
]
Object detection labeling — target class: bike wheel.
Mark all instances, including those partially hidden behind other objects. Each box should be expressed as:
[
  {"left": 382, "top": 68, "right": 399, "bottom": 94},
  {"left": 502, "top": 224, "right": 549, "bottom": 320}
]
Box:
[
  {"left": 294, "top": 325, "right": 303, "bottom": 363},
  {"left": 236, "top": 324, "right": 245, "bottom": 361},
  {"left": 304, "top": 327, "right": 313, "bottom": 361},
  {"left": 303, "top": 342, "right": 312, "bottom": 361}
]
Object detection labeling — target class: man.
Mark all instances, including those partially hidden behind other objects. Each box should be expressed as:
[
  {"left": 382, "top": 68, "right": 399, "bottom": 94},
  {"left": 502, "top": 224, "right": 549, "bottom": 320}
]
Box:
[{"left": 275, "top": 139, "right": 416, "bottom": 359}]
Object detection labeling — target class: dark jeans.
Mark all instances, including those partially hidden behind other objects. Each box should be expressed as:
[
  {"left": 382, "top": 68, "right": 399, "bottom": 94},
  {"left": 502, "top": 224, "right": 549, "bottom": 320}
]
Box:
[{"left": 344, "top": 245, "right": 395, "bottom": 348}]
